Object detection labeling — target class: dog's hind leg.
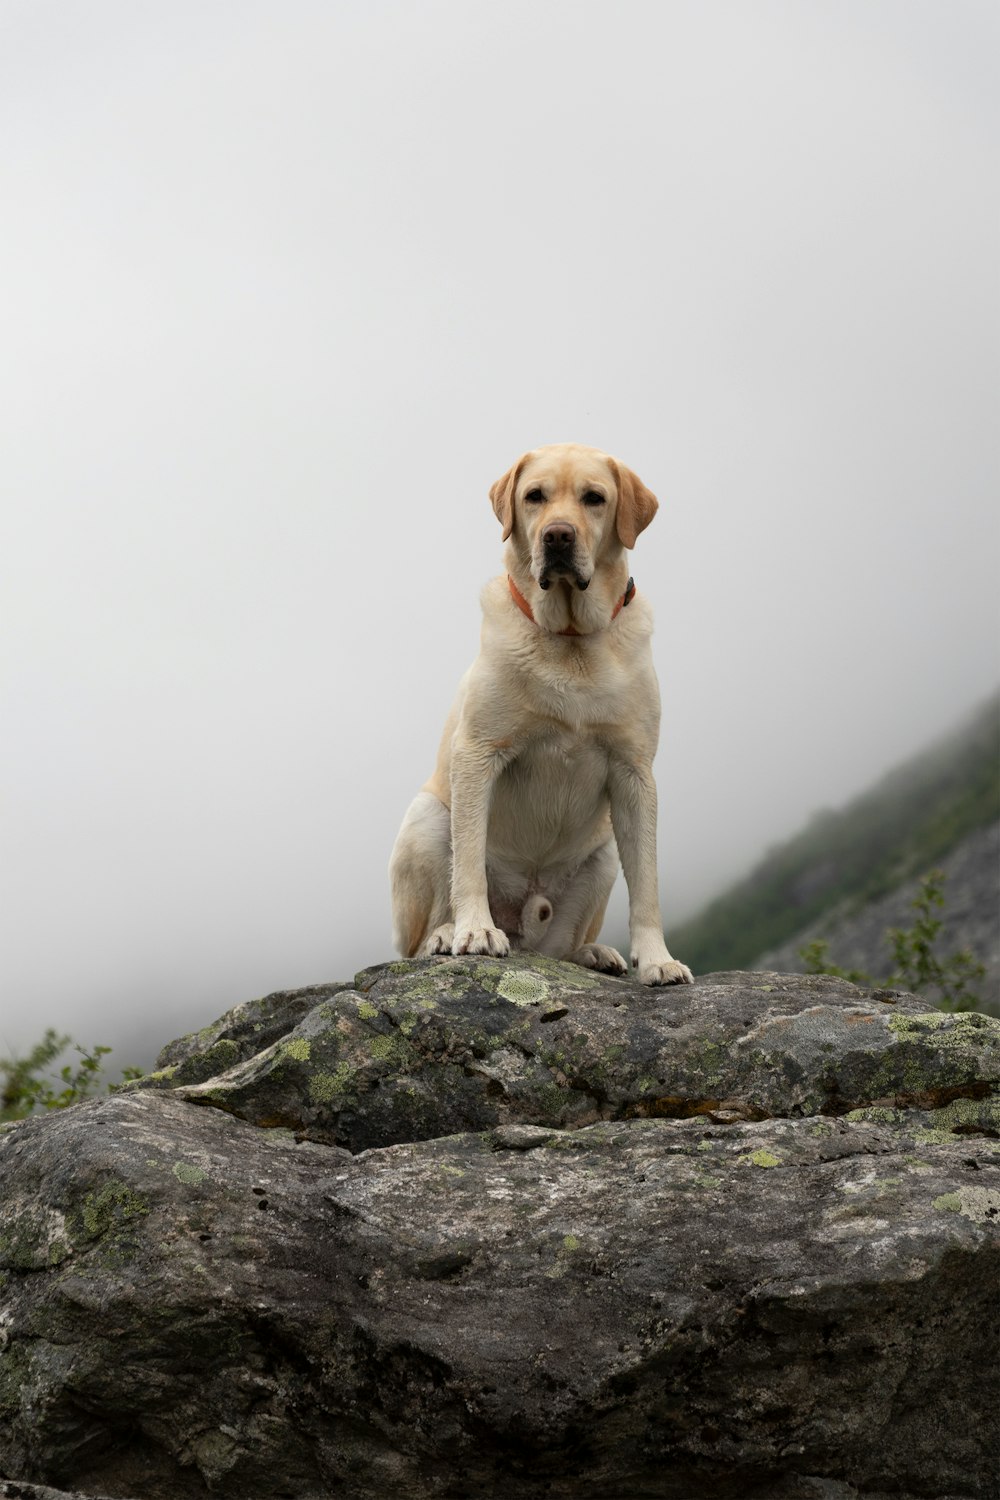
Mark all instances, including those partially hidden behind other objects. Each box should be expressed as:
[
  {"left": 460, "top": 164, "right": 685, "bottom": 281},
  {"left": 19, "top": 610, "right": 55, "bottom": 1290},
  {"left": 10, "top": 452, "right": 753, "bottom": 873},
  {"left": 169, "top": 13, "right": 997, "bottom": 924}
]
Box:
[
  {"left": 535, "top": 842, "right": 627, "bottom": 976},
  {"left": 389, "top": 791, "right": 453, "bottom": 957}
]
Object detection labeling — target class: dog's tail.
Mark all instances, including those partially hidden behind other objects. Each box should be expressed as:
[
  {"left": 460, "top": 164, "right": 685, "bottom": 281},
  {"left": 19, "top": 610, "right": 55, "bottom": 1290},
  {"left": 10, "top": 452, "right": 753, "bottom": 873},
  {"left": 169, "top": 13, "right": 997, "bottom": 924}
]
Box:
[{"left": 519, "top": 893, "right": 554, "bottom": 949}]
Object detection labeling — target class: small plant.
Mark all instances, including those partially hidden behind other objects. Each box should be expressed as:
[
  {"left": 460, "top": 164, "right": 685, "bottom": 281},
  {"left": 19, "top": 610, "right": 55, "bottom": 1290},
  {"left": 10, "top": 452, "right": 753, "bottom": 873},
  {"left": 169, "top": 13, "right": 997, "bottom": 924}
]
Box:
[
  {"left": 0, "top": 1030, "right": 142, "bottom": 1123},
  {"left": 797, "top": 941, "right": 869, "bottom": 987},
  {"left": 883, "top": 871, "right": 986, "bottom": 1009},
  {"left": 801, "top": 869, "right": 986, "bottom": 1011}
]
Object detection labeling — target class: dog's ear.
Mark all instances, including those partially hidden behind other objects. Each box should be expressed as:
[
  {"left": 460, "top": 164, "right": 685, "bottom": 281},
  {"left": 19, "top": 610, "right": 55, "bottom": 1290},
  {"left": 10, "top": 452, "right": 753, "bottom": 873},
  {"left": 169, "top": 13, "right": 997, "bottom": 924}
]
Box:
[
  {"left": 489, "top": 455, "right": 527, "bottom": 542},
  {"left": 611, "top": 460, "right": 659, "bottom": 549}
]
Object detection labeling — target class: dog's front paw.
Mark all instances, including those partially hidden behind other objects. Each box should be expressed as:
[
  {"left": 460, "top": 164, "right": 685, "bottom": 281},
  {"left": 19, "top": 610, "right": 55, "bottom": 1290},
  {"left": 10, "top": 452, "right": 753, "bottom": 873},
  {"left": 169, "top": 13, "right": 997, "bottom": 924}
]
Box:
[
  {"left": 571, "top": 944, "right": 628, "bottom": 976},
  {"left": 453, "top": 926, "right": 510, "bottom": 958},
  {"left": 635, "top": 958, "right": 694, "bottom": 987},
  {"left": 422, "top": 923, "right": 455, "bottom": 957}
]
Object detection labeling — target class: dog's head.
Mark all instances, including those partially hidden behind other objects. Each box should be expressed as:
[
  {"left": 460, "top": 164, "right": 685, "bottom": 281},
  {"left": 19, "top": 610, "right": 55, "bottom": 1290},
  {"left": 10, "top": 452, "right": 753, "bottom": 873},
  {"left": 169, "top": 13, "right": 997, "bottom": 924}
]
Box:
[{"left": 489, "top": 444, "right": 658, "bottom": 593}]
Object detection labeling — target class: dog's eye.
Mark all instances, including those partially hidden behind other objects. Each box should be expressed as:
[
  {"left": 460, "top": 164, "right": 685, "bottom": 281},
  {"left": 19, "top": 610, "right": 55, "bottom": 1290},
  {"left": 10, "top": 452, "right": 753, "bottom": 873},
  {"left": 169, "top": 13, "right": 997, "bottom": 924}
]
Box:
[
  {"left": 524, "top": 488, "right": 545, "bottom": 503},
  {"left": 582, "top": 490, "right": 606, "bottom": 506}
]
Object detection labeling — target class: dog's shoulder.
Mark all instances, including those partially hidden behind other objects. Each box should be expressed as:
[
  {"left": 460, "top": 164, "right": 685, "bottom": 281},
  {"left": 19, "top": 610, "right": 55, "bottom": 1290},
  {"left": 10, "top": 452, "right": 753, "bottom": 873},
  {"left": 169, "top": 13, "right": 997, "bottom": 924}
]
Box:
[{"left": 479, "top": 573, "right": 517, "bottom": 637}]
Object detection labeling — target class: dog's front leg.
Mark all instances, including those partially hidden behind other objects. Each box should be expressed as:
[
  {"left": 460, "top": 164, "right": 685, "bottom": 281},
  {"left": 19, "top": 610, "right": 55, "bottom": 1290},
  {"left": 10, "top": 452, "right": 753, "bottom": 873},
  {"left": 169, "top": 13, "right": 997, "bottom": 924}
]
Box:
[
  {"left": 450, "top": 735, "right": 510, "bottom": 958},
  {"left": 608, "top": 757, "right": 693, "bottom": 987}
]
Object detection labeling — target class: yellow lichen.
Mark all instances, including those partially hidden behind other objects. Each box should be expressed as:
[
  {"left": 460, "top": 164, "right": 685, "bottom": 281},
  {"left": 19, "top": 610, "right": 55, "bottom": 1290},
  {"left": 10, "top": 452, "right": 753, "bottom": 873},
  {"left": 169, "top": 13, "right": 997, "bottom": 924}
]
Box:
[{"left": 736, "top": 1149, "right": 781, "bottom": 1168}]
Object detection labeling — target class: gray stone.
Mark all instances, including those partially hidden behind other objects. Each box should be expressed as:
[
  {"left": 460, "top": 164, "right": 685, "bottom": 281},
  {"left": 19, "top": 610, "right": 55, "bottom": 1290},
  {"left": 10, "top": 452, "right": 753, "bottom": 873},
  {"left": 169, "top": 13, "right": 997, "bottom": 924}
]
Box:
[
  {"left": 133, "top": 957, "right": 1000, "bottom": 1151},
  {"left": 1, "top": 958, "right": 998, "bottom": 1499},
  {"left": 1, "top": 1485, "right": 120, "bottom": 1500}
]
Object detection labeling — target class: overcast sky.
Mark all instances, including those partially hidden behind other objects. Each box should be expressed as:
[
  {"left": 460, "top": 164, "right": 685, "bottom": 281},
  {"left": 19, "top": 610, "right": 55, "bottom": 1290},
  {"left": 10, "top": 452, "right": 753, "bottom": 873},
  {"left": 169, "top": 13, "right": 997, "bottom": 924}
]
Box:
[{"left": 2, "top": 0, "right": 998, "bottom": 1069}]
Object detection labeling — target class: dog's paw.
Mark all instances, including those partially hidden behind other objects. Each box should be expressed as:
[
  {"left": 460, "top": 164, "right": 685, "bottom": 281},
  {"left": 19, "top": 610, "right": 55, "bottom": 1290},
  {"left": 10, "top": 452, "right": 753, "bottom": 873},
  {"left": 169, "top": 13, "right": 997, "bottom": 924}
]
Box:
[
  {"left": 421, "top": 924, "right": 455, "bottom": 957},
  {"left": 635, "top": 958, "right": 694, "bottom": 987},
  {"left": 570, "top": 943, "right": 628, "bottom": 976},
  {"left": 453, "top": 926, "right": 510, "bottom": 958}
]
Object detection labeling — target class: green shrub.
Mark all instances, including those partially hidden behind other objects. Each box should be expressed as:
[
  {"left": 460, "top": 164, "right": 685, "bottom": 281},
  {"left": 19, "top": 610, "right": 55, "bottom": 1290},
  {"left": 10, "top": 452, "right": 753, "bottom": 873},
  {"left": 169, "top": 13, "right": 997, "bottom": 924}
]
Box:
[
  {"left": 801, "top": 870, "right": 986, "bottom": 1011},
  {"left": 1, "top": 1030, "right": 142, "bottom": 1123}
]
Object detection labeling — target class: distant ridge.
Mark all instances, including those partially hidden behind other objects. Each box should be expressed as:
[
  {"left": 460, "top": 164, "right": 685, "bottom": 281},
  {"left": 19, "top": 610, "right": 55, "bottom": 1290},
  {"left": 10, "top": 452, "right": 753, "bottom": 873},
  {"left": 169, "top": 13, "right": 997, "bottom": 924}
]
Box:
[{"left": 672, "top": 690, "right": 1000, "bottom": 980}]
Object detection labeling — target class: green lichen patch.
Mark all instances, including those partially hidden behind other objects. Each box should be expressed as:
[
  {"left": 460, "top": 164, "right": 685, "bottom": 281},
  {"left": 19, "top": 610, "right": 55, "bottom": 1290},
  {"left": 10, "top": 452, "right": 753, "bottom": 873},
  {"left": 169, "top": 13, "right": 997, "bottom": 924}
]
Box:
[
  {"left": 846, "top": 1105, "right": 903, "bottom": 1126},
  {"left": 932, "top": 1187, "right": 1000, "bottom": 1223},
  {"left": 497, "top": 971, "right": 551, "bottom": 1006},
  {"left": 199, "top": 1038, "right": 240, "bottom": 1068},
  {"left": 737, "top": 1150, "right": 782, "bottom": 1168},
  {"left": 172, "top": 1161, "right": 208, "bottom": 1187},
  {"left": 78, "top": 1180, "right": 150, "bottom": 1242},
  {"left": 928, "top": 1095, "right": 1000, "bottom": 1133},
  {"left": 309, "top": 1062, "right": 356, "bottom": 1105},
  {"left": 281, "top": 1037, "right": 312, "bottom": 1062},
  {"left": 126, "top": 1064, "right": 178, "bottom": 1090},
  {"left": 169, "top": 1041, "right": 241, "bottom": 1085},
  {"left": 356, "top": 1000, "right": 379, "bottom": 1020},
  {"left": 367, "top": 1034, "right": 419, "bottom": 1067},
  {"left": 847, "top": 1094, "right": 1000, "bottom": 1142},
  {"left": 889, "top": 1011, "right": 960, "bottom": 1036}
]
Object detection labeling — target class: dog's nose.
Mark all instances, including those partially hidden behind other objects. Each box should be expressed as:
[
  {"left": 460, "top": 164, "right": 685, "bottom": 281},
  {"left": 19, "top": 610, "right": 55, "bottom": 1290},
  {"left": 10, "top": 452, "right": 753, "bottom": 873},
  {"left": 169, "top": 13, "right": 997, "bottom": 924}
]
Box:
[{"left": 542, "top": 522, "right": 576, "bottom": 551}]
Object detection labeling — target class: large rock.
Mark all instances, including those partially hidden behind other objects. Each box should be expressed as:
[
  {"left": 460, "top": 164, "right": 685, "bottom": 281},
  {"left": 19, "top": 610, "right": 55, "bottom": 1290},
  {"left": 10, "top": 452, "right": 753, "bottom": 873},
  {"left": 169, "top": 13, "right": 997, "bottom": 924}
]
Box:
[
  {"left": 140, "top": 957, "right": 999, "bottom": 1149},
  {"left": 1, "top": 959, "right": 998, "bottom": 1500}
]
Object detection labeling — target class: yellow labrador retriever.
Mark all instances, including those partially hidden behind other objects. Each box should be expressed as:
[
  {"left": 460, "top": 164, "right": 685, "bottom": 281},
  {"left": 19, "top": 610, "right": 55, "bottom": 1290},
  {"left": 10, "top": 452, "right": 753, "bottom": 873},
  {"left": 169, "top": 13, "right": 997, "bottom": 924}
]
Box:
[{"left": 389, "top": 443, "right": 693, "bottom": 987}]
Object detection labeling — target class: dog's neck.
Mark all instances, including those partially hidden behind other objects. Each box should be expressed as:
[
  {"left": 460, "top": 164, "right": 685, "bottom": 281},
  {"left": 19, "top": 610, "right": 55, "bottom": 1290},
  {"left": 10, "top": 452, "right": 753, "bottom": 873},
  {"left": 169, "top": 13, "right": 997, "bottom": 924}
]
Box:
[{"left": 503, "top": 570, "right": 638, "bottom": 636}]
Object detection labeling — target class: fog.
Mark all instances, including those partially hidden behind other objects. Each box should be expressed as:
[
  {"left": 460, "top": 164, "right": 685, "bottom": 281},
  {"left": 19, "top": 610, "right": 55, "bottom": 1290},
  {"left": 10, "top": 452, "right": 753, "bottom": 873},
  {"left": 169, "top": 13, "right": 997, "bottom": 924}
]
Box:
[{"left": 2, "top": 0, "right": 998, "bottom": 1070}]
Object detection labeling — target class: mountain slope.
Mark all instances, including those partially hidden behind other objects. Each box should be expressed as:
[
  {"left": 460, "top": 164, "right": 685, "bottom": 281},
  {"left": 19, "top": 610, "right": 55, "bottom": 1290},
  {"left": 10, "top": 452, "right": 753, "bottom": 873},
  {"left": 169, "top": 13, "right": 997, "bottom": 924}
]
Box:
[
  {"left": 671, "top": 691, "right": 1000, "bottom": 983},
  {"left": 756, "top": 818, "right": 999, "bottom": 1011}
]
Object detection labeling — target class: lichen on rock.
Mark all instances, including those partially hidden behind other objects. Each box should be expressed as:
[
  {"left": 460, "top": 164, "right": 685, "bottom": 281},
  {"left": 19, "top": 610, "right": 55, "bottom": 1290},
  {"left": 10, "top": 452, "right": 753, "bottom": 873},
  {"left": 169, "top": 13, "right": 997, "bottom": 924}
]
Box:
[
  {"left": 120, "top": 959, "right": 1000, "bottom": 1154},
  {"left": 0, "top": 959, "right": 997, "bottom": 1500}
]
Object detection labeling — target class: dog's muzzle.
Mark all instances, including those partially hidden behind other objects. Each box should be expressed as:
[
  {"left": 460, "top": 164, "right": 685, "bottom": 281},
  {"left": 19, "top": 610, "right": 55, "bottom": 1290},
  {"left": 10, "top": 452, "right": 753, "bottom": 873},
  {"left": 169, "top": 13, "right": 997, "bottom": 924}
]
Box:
[{"left": 539, "top": 522, "right": 590, "bottom": 591}]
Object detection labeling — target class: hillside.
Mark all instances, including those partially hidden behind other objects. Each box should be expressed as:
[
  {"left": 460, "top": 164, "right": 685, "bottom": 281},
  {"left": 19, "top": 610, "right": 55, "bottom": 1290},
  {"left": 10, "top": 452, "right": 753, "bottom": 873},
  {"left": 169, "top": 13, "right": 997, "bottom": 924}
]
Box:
[
  {"left": 671, "top": 691, "right": 1000, "bottom": 989},
  {"left": 757, "top": 819, "right": 999, "bottom": 1012}
]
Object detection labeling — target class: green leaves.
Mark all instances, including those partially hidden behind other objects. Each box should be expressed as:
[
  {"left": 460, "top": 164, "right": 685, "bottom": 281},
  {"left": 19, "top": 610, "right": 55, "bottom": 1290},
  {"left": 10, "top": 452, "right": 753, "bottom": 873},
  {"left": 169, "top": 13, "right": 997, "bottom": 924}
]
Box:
[
  {"left": 1, "top": 1030, "right": 141, "bottom": 1122},
  {"left": 799, "top": 869, "right": 986, "bottom": 1012}
]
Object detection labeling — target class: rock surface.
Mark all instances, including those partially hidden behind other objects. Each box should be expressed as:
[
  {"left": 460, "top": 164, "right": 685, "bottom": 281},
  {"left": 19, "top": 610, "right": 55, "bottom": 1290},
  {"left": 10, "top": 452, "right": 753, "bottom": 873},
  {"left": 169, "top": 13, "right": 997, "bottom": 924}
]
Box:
[
  {"left": 0, "top": 1486, "right": 120, "bottom": 1500},
  {"left": 141, "top": 956, "right": 999, "bottom": 1149},
  {"left": 1, "top": 958, "right": 998, "bottom": 1500}
]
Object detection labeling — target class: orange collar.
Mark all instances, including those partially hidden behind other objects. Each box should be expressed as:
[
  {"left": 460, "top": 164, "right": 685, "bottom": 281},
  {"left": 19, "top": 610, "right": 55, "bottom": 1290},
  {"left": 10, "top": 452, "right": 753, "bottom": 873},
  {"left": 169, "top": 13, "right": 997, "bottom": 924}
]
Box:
[{"left": 507, "top": 574, "right": 636, "bottom": 636}]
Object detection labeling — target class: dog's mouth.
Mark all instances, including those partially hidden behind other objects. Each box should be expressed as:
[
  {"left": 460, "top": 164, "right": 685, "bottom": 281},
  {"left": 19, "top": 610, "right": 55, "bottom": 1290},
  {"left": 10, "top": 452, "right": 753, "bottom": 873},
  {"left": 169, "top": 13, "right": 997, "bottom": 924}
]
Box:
[{"left": 539, "top": 563, "right": 591, "bottom": 592}]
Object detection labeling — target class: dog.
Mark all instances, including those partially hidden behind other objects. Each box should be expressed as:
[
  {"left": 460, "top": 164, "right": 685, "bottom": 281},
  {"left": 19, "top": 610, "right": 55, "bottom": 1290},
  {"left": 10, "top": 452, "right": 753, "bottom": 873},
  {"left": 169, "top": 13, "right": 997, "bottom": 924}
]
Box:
[{"left": 389, "top": 443, "right": 693, "bottom": 987}]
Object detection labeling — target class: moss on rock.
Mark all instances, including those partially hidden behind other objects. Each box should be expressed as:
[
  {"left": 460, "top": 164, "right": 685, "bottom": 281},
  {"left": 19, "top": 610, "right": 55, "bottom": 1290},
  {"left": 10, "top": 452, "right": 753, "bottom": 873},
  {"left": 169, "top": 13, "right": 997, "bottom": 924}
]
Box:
[{"left": 78, "top": 1179, "right": 149, "bottom": 1242}]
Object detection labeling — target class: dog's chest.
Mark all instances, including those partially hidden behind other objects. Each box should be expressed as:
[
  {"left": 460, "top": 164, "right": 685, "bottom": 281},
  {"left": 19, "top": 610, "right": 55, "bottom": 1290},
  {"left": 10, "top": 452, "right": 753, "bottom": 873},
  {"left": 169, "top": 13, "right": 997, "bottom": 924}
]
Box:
[
  {"left": 489, "top": 726, "right": 610, "bottom": 850},
  {"left": 517, "top": 654, "right": 636, "bottom": 734},
  {"left": 515, "top": 728, "right": 606, "bottom": 777}
]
